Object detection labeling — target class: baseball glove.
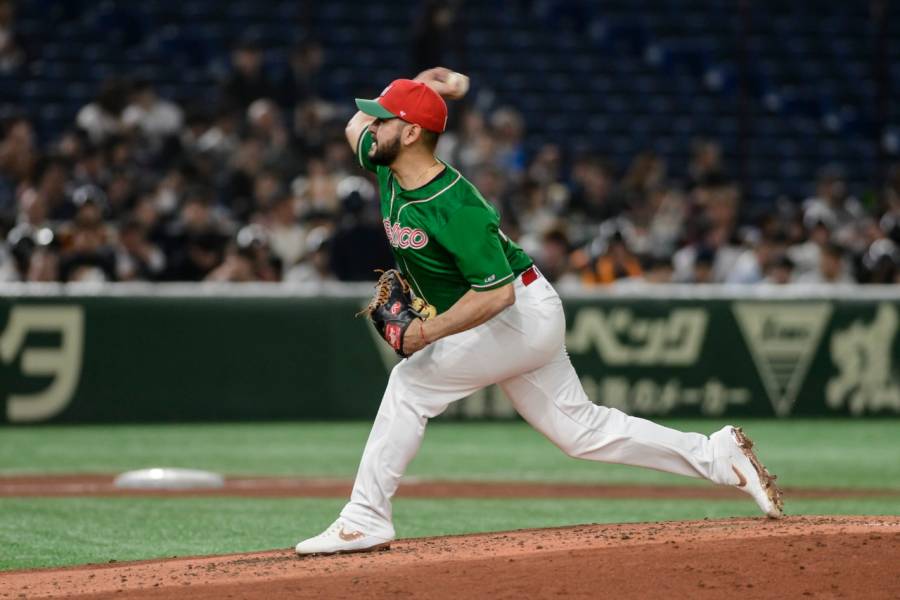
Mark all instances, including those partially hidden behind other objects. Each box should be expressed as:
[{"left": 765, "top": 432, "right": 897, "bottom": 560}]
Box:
[{"left": 358, "top": 269, "right": 437, "bottom": 357}]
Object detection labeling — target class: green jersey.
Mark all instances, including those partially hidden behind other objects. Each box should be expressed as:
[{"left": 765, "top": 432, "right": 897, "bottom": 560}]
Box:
[{"left": 357, "top": 130, "right": 533, "bottom": 314}]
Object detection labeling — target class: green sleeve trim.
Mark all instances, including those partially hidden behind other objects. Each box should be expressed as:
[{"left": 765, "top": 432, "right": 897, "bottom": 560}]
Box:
[{"left": 470, "top": 272, "right": 515, "bottom": 290}]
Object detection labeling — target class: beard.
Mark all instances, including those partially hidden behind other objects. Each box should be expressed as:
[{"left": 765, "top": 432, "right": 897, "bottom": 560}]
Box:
[{"left": 369, "top": 134, "right": 401, "bottom": 166}]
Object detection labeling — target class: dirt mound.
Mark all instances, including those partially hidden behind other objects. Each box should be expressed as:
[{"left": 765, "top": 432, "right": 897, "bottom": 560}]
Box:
[
  {"left": 3, "top": 516, "right": 898, "bottom": 599},
  {"left": 1, "top": 474, "right": 896, "bottom": 499}
]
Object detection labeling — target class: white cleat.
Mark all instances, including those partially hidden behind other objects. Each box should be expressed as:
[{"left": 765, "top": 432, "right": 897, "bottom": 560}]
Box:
[
  {"left": 711, "top": 425, "right": 785, "bottom": 519},
  {"left": 295, "top": 519, "right": 393, "bottom": 555}
]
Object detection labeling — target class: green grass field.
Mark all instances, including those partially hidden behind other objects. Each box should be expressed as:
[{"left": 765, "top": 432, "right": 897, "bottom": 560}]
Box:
[{"left": 1, "top": 419, "right": 898, "bottom": 570}]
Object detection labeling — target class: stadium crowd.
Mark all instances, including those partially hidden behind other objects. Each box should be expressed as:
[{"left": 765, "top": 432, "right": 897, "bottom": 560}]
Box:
[{"left": 1, "top": 36, "right": 899, "bottom": 287}]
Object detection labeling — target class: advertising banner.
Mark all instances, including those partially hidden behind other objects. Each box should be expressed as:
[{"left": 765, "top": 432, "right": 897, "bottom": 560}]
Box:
[{"left": 2, "top": 288, "right": 898, "bottom": 423}]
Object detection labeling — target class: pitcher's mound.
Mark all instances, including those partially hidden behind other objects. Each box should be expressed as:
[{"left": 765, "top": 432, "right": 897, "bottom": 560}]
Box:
[{"left": 4, "top": 515, "right": 898, "bottom": 599}]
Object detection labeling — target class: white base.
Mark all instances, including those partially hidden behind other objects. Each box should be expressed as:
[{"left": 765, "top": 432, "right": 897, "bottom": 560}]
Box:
[{"left": 113, "top": 468, "right": 225, "bottom": 490}]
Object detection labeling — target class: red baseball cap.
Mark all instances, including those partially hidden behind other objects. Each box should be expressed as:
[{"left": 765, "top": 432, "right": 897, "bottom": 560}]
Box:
[{"left": 356, "top": 79, "right": 448, "bottom": 133}]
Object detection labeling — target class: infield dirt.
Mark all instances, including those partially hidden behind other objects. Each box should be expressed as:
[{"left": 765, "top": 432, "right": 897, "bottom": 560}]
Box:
[
  {"left": 3, "top": 475, "right": 899, "bottom": 599},
  {"left": 3, "top": 516, "right": 899, "bottom": 599}
]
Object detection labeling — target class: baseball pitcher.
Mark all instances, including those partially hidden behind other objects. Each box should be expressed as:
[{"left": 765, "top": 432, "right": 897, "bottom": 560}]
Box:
[{"left": 295, "top": 67, "right": 783, "bottom": 555}]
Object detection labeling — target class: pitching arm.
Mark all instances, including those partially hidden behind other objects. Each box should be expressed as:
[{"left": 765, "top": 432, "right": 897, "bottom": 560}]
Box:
[{"left": 345, "top": 111, "right": 375, "bottom": 153}]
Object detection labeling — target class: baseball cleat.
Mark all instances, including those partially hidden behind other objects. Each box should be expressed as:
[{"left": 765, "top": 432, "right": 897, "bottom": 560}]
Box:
[
  {"left": 295, "top": 519, "right": 393, "bottom": 555},
  {"left": 711, "top": 425, "right": 784, "bottom": 518}
]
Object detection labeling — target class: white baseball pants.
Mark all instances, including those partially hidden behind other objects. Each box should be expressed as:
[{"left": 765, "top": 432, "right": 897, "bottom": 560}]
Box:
[{"left": 341, "top": 270, "right": 722, "bottom": 539}]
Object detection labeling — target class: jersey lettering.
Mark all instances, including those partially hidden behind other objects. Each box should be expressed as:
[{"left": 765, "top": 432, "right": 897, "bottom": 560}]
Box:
[{"left": 383, "top": 219, "right": 429, "bottom": 250}]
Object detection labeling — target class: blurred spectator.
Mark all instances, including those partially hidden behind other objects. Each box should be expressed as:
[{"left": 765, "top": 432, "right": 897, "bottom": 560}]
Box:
[
  {"left": 2, "top": 224, "right": 53, "bottom": 281},
  {"left": 161, "top": 187, "right": 229, "bottom": 281},
  {"left": 0, "top": 0, "right": 25, "bottom": 73},
  {"left": 687, "top": 138, "right": 726, "bottom": 189},
  {"left": 579, "top": 230, "right": 643, "bottom": 285},
  {"left": 673, "top": 178, "right": 744, "bottom": 282},
  {"left": 11, "top": 224, "right": 59, "bottom": 281},
  {"left": 528, "top": 143, "right": 564, "bottom": 186},
  {"left": 57, "top": 185, "right": 117, "bottom": 282},
  {"left": 192, "top": 105, "right": 241, "bottom": 160},
  {"left": 644, "top": 187, "right": 687, "bottom": 258},
  {"left": 328, "top": 176, "right": 393, "bottom": 281},
  {"left": 27, "top": 242, "right": 59, "bottom": 280},
  {"left": 511, "top": 178, "right": 566, "bottom": 254},
  {"left": 642, "top": 256, "right": 674, "bottom": 283},
  {"left": 859, "top": 238, "right": 900, "bottom": 284},
  {"left": 322, "top": 132, "right": 355, "bottom": 176},
  {"left": 16, "top": 186, "right": 49, "bottom": 228},
  {"left": 568, "top": 155, "right": 620, "bottom": 226},
  {"left": 122, "top": 80, "right": 184, "bottom": 149},
  {"left": 221, "top": 39, "right": 278, "bottom": 110},
  {"left": 10, "top": 156, "right": 63, "bottom": 228},
  {"left": 727, "top": 232, "right": 788, "bottom": 285},
  {"left": 794, "top": 242, "right": 854, "bottom": 284},
  {"left": 283, "top": 225, "right": 336, "bottom": 283},
  {"left": 69, "top": 145, "right": 108, "bottom": 194},
  {"left": 802, "top": 165, "right": 866, "bottom": 251},
  {"left": 104, "top": 168, "right": 138, "bottom": 220},
  {"left": 0, "top": 116, "right": 37, "bottom": 219},
  {"left": 300, "top": 157, "right": 341, "bottom": 215},
  {"left": 622, "top": 150, "right": 666, "bottom": 199},
  {"left": 691, "top": 246, "right": 717, "bottom": 283},
  {"left": 292, "top": 99, "right": 341, "bottom": 161},
  {"left": 454, "top": 110, "right": 495, "bottom": 176},
  {"left": 76, "top": 79, "right": 128, "bottom": 144},
  {"left": 53, "top": 129, "right": 85, "bottom": 162},
  {"left": 489, "top": 107, "right": 526, "bottom": 177},
  {"left": 206, "top": 225, "right": 279, "bottom": 282},
  {"left": 224, "top": 137, "right": 265, "bottom": 221},
  {"left": 788, "top": 214, "right": 833, "bottom": 278},
  {"left": 534, "top": 228, "right": 575, "bottom": 285},
  {"left": 115, "top": 218, "right": 165, "bottom": 281},
  {"left": 763, "top": 254, "right": 794, "bottom": 285},
  {"left": 259, "top": 192, "right": 307, "bottom": 268},
  {"left": 252, "top": 169, "right": 285, "bottom": 214},
  {"left": 246, "top": 99, "right": 296, "bottom": 174}
]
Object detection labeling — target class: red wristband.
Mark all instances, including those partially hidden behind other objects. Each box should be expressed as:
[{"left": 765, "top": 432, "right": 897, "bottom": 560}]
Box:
[{"left": 419, "top": 320, "right": 431, "bottom": 345}]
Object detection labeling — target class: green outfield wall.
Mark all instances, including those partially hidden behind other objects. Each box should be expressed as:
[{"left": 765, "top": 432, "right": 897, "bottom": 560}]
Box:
[{"left": 1, "top": 285, "right": 899, "bottom": 423}]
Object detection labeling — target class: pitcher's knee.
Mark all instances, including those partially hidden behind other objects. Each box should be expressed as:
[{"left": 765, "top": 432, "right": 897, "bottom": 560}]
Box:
[
  {"left": 545, "top": 427, "right": 592, "bottom": 459},
  {"left": 559, "top": 439, "right": 589, "bottom": 459},
  {"left": 551, "top": 404, "right": 617, "bottom": 459}
]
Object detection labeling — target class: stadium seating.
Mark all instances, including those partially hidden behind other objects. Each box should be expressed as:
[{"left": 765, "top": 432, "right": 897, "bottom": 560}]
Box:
[{"left": 6, "top": 0, "right": 899, "bottom": 202}]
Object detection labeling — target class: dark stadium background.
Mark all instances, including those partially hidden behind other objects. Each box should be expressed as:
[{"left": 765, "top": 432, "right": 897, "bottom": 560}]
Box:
[{"left": 0, "top": 0, "right": 898, "bottom": 287}]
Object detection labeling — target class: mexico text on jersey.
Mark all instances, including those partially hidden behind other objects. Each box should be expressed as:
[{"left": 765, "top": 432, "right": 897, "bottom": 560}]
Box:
[{"left": 383, "top": 220, "right": 429, "bottom": 250}]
